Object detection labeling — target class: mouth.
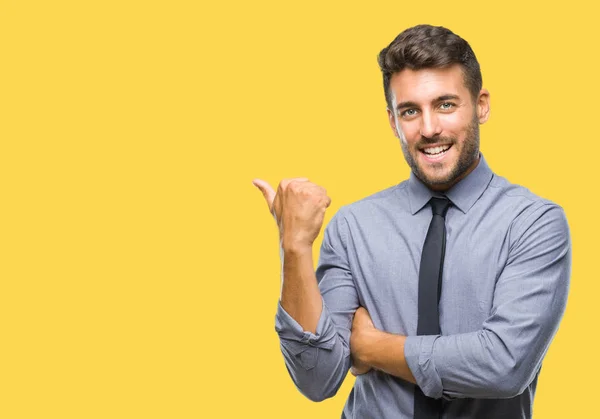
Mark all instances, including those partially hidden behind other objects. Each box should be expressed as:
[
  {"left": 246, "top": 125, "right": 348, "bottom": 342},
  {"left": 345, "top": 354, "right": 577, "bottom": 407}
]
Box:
[{"left": 419, "top": 143, "right": 453, "bottom": 162}]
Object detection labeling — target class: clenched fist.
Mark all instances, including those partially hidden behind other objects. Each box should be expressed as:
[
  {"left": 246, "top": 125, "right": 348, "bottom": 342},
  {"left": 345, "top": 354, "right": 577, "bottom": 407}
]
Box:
[{"left": 252, "top": 177, "right": 331, "bottom": 250}]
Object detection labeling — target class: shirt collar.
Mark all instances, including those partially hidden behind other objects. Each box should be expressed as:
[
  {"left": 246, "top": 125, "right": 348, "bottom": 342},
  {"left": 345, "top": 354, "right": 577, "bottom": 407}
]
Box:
[{"left": 407, "top": 153, "right": 494, "bottom": 215}]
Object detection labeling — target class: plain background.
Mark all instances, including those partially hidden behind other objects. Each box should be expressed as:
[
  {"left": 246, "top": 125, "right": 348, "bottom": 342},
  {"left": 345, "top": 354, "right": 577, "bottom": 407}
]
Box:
[{"left": 1, "top": 0, "right": 597, "bottom": 417}]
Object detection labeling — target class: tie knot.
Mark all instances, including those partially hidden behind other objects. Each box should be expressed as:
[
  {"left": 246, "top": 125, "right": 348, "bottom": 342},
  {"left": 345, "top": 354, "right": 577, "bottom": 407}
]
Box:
[{"left": 430, "top": 197, "right": 451, "bottom": 217}]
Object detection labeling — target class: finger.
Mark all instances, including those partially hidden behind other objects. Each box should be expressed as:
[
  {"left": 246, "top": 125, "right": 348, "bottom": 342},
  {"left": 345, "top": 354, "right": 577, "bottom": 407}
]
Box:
[
  {"left": 350, "top": 367, "right": 358, "bottom": 377},
  {"left": 252, "top": 179, "right": 276, "bottom": 212},
  {"left": 279, "top": 177, "right": 310, "bottom": 189}
]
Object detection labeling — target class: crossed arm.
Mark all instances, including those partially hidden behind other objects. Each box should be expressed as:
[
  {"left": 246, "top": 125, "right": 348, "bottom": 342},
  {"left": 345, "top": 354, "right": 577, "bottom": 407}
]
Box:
[
  {"left": 276, "top": 204, "right": 571, "bottom": 401},
  {"left": 350, "top": 306, "right": 416, "bottom": 383}
]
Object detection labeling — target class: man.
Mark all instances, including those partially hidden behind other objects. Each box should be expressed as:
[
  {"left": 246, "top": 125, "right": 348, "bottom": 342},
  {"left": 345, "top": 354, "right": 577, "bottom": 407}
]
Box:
[{"left": 252, "top": 24, "right": 570, "bottom": 419}]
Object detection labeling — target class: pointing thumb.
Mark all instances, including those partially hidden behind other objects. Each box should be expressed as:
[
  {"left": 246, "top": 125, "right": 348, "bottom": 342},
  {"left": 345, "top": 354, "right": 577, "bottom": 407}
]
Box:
[{"left": 252, "top": 178, "right": 276, "bottom": 213}]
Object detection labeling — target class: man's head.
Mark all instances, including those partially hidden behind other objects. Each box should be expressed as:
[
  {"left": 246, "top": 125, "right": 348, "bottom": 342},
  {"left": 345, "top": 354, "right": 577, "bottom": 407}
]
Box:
[{"left": 378, "top": 25, "right": 490, "bottom": 191}]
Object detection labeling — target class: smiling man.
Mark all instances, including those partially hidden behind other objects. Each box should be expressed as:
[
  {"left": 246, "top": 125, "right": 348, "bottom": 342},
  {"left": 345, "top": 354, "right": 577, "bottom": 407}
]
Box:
[
  {"left": 253, "top": 25, "right": 571, "bottom": 419},
  {"left": 389, "top": 64, "right": 484, "bottom": 191}
]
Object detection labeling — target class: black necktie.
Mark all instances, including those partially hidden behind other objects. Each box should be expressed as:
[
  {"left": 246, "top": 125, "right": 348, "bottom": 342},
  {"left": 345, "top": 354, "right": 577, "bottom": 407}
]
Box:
[{"left": 414, "top": 197, "right": 451, "bottom": 419}]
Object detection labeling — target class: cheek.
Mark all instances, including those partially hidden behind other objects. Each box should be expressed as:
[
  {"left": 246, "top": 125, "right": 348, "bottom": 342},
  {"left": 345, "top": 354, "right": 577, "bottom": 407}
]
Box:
[
  {"left": 398, "top": 122, "right": 420, "bottom": 147},
  {"left": 440, "top": 112, "right": 472, "bottom": 139}
]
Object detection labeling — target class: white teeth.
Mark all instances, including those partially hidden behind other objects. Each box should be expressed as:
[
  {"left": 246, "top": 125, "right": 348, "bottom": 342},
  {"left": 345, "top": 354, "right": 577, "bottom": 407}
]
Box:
[{"left": 423, "top": 145, "right": 451, "bottom": 155}]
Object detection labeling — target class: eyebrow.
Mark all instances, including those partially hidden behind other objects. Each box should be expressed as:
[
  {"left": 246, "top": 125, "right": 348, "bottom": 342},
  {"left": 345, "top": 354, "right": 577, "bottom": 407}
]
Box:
[{"left": 395, "top": 94, "right": 461, "bottom": 111}]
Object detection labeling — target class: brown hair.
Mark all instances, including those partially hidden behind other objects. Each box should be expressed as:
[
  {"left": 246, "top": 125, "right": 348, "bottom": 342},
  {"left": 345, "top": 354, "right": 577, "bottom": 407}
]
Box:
[{"left": 378, "top": 25, "right": 482, "bottom": 110}]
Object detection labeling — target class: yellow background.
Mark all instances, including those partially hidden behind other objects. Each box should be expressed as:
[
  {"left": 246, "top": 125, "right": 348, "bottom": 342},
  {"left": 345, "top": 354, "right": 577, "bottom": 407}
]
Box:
[{"left": 0, "top": 1, "right": 596, "bottom": 417}]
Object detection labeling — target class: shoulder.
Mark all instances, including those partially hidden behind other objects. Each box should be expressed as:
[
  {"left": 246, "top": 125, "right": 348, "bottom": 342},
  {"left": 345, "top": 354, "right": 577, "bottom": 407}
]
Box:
[
  {"left": 489, "top": 174, "right": 562, "bottom": 214},
  {"left": 488, "top": 174, "right": 569, "bottom": 248},
  {"left": 324, "top": 181, "right": 408, "bottom": 239},
  {"left": 338, "top": 181, "right": 409, "bottom": 218}
]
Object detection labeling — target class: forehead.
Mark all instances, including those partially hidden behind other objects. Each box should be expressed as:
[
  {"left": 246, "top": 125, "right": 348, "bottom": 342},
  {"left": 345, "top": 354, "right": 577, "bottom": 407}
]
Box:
[{"left": 389, "top": 64, "right": 470, "bottom": 106}]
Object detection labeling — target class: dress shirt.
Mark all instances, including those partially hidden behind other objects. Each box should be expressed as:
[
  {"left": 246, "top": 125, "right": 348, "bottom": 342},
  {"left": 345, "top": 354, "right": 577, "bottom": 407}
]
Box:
[{"left": 274, "top": 153, "right": 571, "bottom": 419}]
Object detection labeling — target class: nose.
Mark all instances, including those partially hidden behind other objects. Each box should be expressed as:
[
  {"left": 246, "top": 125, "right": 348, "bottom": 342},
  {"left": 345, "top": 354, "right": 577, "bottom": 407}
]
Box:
[{"left": 419, "top": 109, "right": 442, "bottom": 138}]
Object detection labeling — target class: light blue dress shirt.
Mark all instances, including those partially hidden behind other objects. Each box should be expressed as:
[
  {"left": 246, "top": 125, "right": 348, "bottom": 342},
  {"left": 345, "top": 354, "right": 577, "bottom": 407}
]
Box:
[{"left": 275, "top": 154, "right": 571, "bottom": 418}]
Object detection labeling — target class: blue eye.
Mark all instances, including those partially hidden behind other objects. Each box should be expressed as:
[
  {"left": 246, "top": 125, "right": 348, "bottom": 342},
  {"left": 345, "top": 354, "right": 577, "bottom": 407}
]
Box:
[
  {"left": 440, "top": 102, "right": 455, "bottom": 110},
  {"left": 401, "top": 109, "right": 417, "bottom": 117}
]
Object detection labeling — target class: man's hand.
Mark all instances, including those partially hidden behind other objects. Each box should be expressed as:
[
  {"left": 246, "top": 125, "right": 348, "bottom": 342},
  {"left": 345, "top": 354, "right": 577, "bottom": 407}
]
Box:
[
  {"left": 351, "top": 307, "right": 416, "bottom": 383},
  {"left": 252, "top": 177, "right": 331, "bottom": 250},
  {"left": 350, "top": 307, "right": 375, "bottom": 376}
]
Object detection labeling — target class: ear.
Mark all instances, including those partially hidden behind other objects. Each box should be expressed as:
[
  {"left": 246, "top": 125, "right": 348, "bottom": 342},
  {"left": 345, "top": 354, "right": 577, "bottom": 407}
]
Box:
[
  {"left": 476, "top": 89, "right": 491, "bottom": 124},
  {"left": 387, "top": 108, "right": 400, "bottom": 138}
]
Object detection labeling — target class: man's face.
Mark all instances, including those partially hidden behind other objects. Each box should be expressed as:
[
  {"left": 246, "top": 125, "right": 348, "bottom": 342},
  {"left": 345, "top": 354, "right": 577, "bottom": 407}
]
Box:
[{"left": 387, "top": 64, "right": 490, "bottom": 191}]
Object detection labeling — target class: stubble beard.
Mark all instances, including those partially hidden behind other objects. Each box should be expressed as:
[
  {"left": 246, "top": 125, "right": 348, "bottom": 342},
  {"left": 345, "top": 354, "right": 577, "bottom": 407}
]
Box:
[{"left": 400, "top": 116, "right": 480, "bottom": 190}]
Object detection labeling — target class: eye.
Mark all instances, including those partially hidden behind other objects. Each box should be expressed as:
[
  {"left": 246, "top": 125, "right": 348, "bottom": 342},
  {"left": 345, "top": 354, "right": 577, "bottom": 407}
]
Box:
[
  {"left": 400, "top": 109, "right": 418, "bottom": 118},
  {"left": 439, "top": 102, "right": 455, "bottom": 110}
]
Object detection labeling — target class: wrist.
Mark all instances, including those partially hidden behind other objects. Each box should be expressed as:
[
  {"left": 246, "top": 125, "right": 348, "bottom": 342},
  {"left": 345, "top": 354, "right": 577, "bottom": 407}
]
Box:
[{"left": 281, "top": 240, "right": 313, "bottom": 255}]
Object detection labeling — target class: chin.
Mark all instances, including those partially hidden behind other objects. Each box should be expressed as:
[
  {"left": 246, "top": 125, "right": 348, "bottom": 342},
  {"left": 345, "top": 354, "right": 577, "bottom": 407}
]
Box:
[
  {"left": 418, "top": 165, "right": 458, "bottom": 189},
  {"left": 423, "top": 175, "right": 454, "bottom": 189},
  {"left": 420, "top": 163, "right": 453, "bottom": 179}
]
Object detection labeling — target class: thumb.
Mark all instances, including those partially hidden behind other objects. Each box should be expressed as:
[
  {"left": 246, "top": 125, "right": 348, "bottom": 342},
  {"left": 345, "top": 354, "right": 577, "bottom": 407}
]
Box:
[{"left": 252, "top": 178, "right": 276, "bottom": 213}]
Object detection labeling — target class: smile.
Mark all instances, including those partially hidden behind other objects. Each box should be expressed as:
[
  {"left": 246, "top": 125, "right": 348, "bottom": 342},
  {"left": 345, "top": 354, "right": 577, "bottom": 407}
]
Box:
[
  {"left": 422, "top": 144, "right": 452, "bottom": 155},
  {"left": 420, "top": 144, "right": 453, "bottom": 162}
]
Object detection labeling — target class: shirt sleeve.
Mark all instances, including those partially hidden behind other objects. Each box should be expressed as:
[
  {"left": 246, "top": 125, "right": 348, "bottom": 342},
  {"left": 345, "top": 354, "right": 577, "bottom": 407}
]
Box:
[
  {"left": 404, "top": 203, "right": 571, "bottom": 399},
  {"left": 274, "top": 208, "right": 360, "bottom": 402}
]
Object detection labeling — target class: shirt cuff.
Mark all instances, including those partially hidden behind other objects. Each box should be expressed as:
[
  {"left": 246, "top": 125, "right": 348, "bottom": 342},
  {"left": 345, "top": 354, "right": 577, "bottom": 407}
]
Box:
[
  {"left": 404, "top": 335, "right": 443, "bottom": 399},
  {"left": 275, "top": 300, "right": 337, "bottom": 352}
]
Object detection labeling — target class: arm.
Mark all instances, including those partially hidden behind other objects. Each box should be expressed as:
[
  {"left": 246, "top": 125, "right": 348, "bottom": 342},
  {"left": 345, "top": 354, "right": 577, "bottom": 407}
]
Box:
[
  {"left": 275, "top": 209, "right": 359, "bottom": 401},
  {"left": 253, "top": 178, "right": 359, "bottom": 402},
  {"left": 253, "top": 177, "right": 328, "bottom": 334},
  {"left": 279, "top": 244, "right": 323, "bottom": 334},
  {"left": 351, "top": 204, "right": 571, "bottom": 399}
]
